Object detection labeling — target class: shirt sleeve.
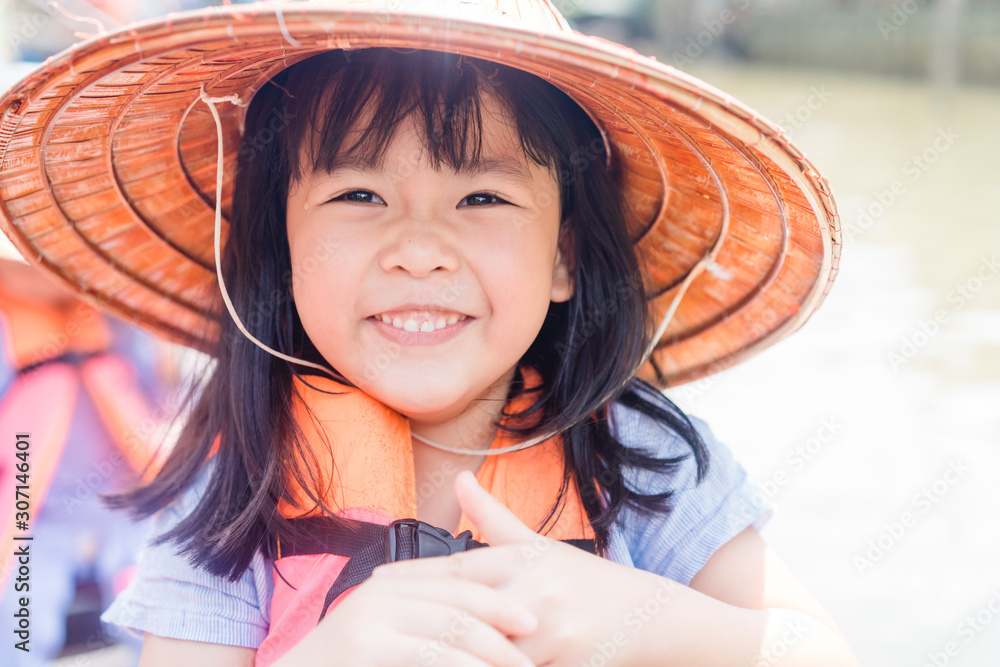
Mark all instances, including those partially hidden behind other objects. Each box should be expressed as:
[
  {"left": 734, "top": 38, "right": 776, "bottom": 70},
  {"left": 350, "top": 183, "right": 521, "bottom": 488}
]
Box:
[
  {"left": 609, "top": 393, "right": 772, "bottom": 586},
  {"left": 100, "top": 461, "right": 274, "bottom": 648}
]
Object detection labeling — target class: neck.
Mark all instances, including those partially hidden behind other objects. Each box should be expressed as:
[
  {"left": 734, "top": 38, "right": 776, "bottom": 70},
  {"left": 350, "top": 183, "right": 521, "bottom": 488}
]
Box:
[{"left": 408, "top": 365, "right": 517, "bottom": 453}]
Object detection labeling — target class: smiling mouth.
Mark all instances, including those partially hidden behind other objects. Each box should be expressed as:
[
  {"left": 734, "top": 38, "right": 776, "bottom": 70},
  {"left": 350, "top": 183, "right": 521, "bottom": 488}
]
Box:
[{"left": 371, "top": 310, "right": 469, "bottom": 333}]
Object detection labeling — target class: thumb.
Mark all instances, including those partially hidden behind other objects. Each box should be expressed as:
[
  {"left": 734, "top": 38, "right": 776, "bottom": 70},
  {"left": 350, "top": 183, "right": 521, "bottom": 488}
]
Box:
[{"left": 455, "top": 470, "right": 538, "bottom": 546}]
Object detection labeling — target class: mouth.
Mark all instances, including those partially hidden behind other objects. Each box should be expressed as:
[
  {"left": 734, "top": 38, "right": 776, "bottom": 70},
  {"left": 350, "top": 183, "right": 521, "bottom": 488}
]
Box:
[{"left": 369, "top": 309, "right": 469, "bottom": 333}]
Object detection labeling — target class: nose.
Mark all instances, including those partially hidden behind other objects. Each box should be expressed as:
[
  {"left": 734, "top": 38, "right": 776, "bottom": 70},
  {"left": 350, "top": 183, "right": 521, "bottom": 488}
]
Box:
[{"left": 378, "top": 216, "right": 460, "bottom": 277}]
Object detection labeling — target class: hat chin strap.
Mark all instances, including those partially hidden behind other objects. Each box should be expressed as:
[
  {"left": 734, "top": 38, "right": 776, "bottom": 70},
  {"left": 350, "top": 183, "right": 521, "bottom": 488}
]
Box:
[{"left": 199, "top": 89, "right": 729, "bottom": 457}]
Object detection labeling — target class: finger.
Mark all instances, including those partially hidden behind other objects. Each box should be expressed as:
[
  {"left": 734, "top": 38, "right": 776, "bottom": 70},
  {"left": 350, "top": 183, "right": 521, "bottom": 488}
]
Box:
[
  {"left": 455, "top": 470, "right": 539, "bottom": 546},
  {"left": 375, "top": 527, "right": 561, "bottom": 582},
  {"left": 374, "top": 542, "right": 548, "bottom": 585},
  {"left": 366, "top": 573, "right": 539, "bottom": 638},
  {"left": 389, "top": 637, "right": 511, "bottom": 667},
  {"left": 393, "top": 640, "right": 498, "bottom": 667},
  {"left": 384, "top": 597, "right": 536, "bottom": 667}
]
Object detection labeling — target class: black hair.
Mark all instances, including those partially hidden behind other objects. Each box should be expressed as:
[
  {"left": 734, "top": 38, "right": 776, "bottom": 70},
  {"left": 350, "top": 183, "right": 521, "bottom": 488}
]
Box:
[{"left": 103, "top": 48, "right": 709, "bottom": 579}]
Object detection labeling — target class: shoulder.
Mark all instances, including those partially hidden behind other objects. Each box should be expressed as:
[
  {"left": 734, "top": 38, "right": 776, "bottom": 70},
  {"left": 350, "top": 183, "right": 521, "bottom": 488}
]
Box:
[
  {"left": 100, "top": 459, "right": 274, "bottom": 648},
  {"left": 606, "top": 381, "right": 772, "bottom": 585},
  {"left": 606, "top": 380, "right": 708, "bottom": 489},
  {"left": 145, "top": 458, "right": 221, "bottom": 540}
]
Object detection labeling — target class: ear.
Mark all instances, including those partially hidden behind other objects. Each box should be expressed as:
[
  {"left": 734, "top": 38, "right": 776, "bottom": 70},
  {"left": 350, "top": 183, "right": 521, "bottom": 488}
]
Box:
[{"left": 550, "top": 219, "right": 575, "bottom": 303}]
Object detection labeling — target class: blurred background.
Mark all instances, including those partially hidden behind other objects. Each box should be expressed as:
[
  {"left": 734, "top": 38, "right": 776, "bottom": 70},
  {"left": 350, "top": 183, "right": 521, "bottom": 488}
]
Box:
[{"left": 1, "top": 0, "right": 998, "bottom": 665}]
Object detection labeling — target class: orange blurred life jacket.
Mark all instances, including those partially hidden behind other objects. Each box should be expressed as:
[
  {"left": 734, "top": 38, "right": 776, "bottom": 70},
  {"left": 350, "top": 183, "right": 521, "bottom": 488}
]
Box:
[
  {"left": 0, "top": 284, "right": 166, "bottom": 592},
  {"left": 255, "top": 367, "right": 599, "bottom": 666}
]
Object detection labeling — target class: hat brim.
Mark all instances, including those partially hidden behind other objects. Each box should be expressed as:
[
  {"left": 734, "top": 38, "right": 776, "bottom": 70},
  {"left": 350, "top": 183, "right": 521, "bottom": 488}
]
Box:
[{"left": 0, "top": 3, "right": 840, "bottom": 387}]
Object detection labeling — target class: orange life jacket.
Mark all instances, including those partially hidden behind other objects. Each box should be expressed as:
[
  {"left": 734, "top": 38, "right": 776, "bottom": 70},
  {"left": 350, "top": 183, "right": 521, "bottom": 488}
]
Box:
[
  {"left": 0, "top": 285, "right": 166, "bottom": 592},
  {"left": 254, "top": 368, "right": 598, "bottom": 666}
]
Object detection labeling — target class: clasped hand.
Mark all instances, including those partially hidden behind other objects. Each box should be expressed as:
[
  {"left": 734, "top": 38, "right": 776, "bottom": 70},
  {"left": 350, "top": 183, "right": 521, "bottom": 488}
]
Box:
[{"left": 364, "top": 470, "right": 662, "bottom": 667}]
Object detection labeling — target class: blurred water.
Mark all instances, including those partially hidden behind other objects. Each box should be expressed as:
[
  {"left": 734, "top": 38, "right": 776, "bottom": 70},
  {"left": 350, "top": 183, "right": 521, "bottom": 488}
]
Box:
[{"left": 661, "top": 63, "right": 1000, "bottom": 667}]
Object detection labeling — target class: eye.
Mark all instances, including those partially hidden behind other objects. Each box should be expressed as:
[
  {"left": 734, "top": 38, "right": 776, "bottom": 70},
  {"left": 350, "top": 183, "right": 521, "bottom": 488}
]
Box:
[
  {"left": 330, "top": 190, "right": 385, "bottom": 205},
  {"left": 458, "top": 192, "right": 509, "bottom": 207}
]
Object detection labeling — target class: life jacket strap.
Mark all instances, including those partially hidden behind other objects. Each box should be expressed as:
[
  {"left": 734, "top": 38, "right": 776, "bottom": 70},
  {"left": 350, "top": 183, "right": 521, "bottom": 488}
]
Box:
[
  {"left": 18, "top": 349, "right": 104, "bottom": 375},
  {"left": 276, "top": 516, "right": 597, "bottom": 622}
]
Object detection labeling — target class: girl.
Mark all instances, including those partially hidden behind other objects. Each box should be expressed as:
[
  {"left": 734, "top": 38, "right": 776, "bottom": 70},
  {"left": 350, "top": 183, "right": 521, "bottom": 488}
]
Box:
[{"left": 0, "top": 1, "right": 856, "bottom": 665}]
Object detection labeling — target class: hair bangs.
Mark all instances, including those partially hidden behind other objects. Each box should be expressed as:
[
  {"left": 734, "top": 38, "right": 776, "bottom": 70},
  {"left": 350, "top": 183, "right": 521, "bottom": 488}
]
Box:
[
  {"left": 278, "top": 49, "right": 562, "bottom": 196},
  {"left": 103, "top": 46, "right": 710, "bottom": 579}
]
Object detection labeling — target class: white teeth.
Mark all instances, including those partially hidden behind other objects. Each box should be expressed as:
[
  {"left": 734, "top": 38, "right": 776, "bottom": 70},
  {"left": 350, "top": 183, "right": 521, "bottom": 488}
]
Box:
[{"left": 377, "top": 312, "right": 467, "bottom": 332}]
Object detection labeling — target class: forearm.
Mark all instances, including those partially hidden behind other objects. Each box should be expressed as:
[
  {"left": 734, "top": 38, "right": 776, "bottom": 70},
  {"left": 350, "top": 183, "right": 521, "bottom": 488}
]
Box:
[{"left": 620, "top": 571, "right": 859, "bottom": 667}]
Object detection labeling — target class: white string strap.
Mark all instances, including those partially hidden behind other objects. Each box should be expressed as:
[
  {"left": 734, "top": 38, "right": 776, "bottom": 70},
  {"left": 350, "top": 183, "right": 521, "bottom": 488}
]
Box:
[
  {"left": 639, "top": 254, "right": 731, "bottom": 370},
  {"left": 199, "top": 87, "right": 494, "bottom": 455},
  {"left": 199, "top": 87, "right": 346, "bottom": 383},
  {"left": 197, "top": 86, "right": 730, "bottom": 457},
  {"left": 410, "top": 246, "right": 732, "bottom": 455},
  {"left": 48, "top": 0, "right": 107, "bottom": 38},
  {"left": 638, "top": 167, "right": 733, "bottom": 373}
]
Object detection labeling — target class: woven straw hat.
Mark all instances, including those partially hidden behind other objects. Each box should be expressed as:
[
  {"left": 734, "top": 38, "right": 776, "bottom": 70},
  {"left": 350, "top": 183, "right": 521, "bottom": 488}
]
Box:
[{"left": 0, "top": 0, "right": 840, "bottom": 387}]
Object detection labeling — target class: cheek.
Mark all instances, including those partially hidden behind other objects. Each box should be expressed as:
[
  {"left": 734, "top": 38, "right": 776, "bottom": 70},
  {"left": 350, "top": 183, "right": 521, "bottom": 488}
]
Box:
[
  {"left": 486, "top": 209, "right": 559, "bottom": 275},
  {"left": 287, "top": 232, "right": 356, "bottom": 334},
  {"left": 477, "top": 234, "right": 558, "bottom": 325}
]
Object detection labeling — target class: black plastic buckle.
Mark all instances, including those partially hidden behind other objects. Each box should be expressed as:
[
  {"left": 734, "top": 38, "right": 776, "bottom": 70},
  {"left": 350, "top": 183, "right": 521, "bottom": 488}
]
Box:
[{"left": 384, "top": 518, "right": 478, "bottom": 562}]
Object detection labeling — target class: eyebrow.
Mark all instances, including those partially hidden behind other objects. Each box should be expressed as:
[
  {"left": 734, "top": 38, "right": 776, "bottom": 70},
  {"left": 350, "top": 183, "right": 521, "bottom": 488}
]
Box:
[
  {"left": 326, "top": 153, "right": 535, "bottom": 184},
  {"left": 458, "top": 158, "right": 535, "bottom": 184}
]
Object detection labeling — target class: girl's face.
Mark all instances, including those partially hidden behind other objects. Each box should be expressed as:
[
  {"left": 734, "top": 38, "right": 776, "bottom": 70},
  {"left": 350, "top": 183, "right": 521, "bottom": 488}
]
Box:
[{"left": 286, "top": 93, "right": 573, "bottom": 426}]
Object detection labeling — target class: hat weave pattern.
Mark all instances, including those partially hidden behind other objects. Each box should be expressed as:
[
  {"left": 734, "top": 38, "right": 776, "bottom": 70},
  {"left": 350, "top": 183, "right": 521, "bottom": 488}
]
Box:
[{"left": 0, "top": 0, "right": 840, "bottom": 386}]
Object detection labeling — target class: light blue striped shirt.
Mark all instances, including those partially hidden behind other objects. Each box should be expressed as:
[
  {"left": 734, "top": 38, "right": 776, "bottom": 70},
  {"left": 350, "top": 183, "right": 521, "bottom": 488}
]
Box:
[{"left": 102, "top": 390, "right": 772, "bottom": 648}]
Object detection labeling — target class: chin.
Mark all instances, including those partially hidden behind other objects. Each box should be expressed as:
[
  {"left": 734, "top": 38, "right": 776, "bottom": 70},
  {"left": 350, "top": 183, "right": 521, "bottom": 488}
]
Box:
[
  {"left": 355, "top": 373, "right": 468, "bottom": 420},
  {"left": 375, "top": 390, "right": 466, "bottom": 423}
]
